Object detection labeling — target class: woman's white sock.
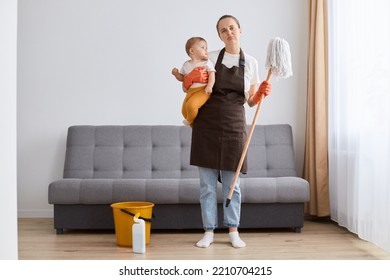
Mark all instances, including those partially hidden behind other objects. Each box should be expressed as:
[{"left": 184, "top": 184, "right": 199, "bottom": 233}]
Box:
[
  {"left": 229, "top": 231, "right": 246, "bottom": 248},
  {"left": 196, "top": 232, "right": 214, "bottom": 248}
]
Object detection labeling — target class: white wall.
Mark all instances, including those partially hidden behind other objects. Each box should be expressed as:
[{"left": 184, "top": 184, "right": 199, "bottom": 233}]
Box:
[
  {"left": 1, "top": 0, "right": 18, "bottom": 259},
  {"left": 17, "top": 0, "right": 308, "bottom": 217}
]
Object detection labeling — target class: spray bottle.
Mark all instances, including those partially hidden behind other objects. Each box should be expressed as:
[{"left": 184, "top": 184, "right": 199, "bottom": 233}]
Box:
[{"left": 132, "top": 212, "right": 145, "bottom": 254}]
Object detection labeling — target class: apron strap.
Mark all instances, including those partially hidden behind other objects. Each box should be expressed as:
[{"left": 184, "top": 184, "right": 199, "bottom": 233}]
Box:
[
  {"left": 216, "top": 48, "right": 225, "bottom": 66},
  {"left": 239, "top": 49, "right": 245, "bottom": 68}
]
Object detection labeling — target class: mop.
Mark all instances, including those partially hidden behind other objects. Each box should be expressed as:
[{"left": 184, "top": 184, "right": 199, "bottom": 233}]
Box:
[{"left": 225, "top": 37, "right": 293, "bottom": 207}]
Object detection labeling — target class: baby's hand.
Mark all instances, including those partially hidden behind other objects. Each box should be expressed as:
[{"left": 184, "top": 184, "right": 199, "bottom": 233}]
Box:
[
  {"left": 205, "top": 86, "right": 212, "bottom": 94},
  {"left": 171, "top": 68, "right": 179, "bottom": 76}
]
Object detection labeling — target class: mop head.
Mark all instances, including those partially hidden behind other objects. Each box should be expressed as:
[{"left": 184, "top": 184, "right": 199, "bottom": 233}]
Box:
[{"left": 265, "top": 37, "right": 293, "bottom": 79}]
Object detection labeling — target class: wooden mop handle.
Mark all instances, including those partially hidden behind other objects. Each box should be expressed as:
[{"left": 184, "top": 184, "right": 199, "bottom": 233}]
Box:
[
  {"left": 225, "top": 68, "right": 272, "bottom": 207},
  {"left": 265, "top": 68, "right": 272, "bottom": 82}
]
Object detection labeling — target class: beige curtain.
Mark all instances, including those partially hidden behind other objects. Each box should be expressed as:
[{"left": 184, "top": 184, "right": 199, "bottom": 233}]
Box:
[{"left": 303, "top": 0, "right": 330, "bottom": 217}]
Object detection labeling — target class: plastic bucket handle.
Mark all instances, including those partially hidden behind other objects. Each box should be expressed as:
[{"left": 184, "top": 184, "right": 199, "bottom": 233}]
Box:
[{"left": 120, "top": 208, "right": 155, "bottom": 223}]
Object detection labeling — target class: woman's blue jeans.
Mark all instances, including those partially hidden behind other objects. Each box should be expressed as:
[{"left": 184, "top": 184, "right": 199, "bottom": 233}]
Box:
[{"left": 198, "top": 167, "right": 241, "bottom": 230}]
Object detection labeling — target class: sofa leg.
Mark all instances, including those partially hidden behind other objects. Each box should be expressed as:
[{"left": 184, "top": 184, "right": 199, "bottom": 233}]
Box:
[
  {"left": 293, "top": 227, "right": 301, "bottom": 233},
  {"left": 56, "top": 228, "right": 64, "bottom": 234}
]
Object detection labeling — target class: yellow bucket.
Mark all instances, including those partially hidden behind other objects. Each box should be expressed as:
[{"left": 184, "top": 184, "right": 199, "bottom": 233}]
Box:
[{"left": 111, "top": 201, "right": 154, "bottom": 247}]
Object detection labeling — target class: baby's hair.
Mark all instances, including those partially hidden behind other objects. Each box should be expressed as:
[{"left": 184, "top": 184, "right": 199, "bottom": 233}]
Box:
[{"left": 185, "top": 37, "right": 207, "bottom": 56}]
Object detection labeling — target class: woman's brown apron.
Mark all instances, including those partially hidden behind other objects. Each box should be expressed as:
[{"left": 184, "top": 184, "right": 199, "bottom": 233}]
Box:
[{"left": 190, "top": 48, "right": 247, "bottom": 172}]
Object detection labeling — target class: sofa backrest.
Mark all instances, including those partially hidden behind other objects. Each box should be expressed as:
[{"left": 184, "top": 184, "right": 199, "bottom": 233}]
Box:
[{"left": 63, "top": 124, "right": 297, "bottom": 179}]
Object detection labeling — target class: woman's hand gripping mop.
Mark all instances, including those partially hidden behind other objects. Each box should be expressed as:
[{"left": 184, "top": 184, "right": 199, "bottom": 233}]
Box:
[{"left": 225, "top": 37, "right": 293, "bottom": 208}]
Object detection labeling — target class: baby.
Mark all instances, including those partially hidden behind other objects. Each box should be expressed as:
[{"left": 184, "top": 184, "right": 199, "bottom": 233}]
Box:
[{"left": 172, "top": 37, "right": 215, "bottom": 127}]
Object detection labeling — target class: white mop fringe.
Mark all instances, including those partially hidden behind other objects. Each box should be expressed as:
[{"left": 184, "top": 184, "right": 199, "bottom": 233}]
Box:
[{"left": 265, "top": 37, "right": 293, "bottom": 79}]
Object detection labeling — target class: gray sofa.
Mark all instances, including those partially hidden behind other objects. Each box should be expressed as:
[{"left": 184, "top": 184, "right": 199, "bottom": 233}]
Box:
[{"left": 48, "top": 124, "right": 310, "bottom": 234}]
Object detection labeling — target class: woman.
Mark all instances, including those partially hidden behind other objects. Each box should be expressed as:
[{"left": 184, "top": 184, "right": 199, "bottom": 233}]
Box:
[{"left": 184, "top": 15, "right": 271, "bottom": 248}]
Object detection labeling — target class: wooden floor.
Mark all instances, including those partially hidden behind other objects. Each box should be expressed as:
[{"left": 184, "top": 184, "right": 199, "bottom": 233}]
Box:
[{"left": 18, "top": 218, "right": 390, "bottom": 260}]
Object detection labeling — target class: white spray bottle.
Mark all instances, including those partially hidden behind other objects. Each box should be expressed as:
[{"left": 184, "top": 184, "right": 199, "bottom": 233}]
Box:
[{"left": 132, "top": 212, "right": 146, "bottom": 254}]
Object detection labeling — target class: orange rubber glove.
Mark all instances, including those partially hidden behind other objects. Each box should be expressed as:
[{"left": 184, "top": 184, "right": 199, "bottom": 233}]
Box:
[
  {"left": 183, "top": 66, "right": 209, "bottom": 90},
  {"left": 252, "top": 80, "right": 272, "bottom": 104}
]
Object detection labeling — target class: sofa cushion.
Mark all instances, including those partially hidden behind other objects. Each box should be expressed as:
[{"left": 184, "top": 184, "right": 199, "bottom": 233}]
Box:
[
  {"left": 240, "top": 177, "right": 310, "bottom": 203},
  {"left": 48, "top": 177, "right": 309, "bottom": 204}
]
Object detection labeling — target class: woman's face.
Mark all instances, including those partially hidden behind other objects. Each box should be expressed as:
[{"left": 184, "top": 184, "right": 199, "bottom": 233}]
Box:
[{"left": 217, "top": 17, "right": 241, "bottom": 45}]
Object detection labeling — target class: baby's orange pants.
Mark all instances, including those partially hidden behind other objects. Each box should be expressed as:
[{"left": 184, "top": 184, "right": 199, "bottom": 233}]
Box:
[{"left": 181, "top": 86, "right": 210, "bottom": 126}]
